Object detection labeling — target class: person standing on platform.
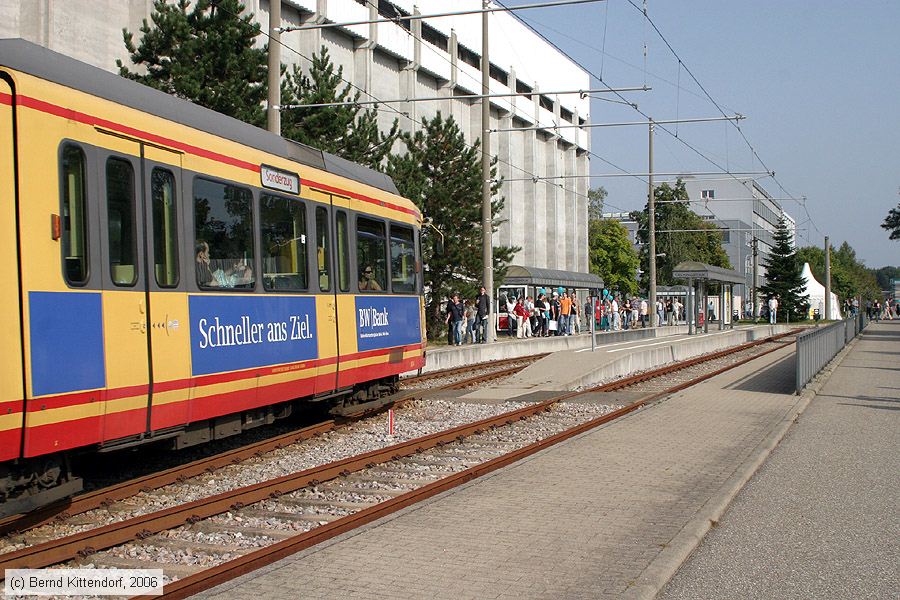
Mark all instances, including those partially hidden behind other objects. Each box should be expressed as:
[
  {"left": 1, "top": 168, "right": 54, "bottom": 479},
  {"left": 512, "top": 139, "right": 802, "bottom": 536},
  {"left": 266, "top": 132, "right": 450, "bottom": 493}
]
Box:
[
  {"left": 560, "top": 291, "right": 572, "bottom": 336},
  {"left": 639, "top": 298, "right": 648, "bottom": 328},
  {"left": 446, "top": 293, "right": 465, "bottom": 345},
  {"left": 505, "top": 294, "right": 516, "bottom": 337},
  {"left": 611, "top": 295, "right": 621, "bottom": 331},
  {"left": 550, "top": 292, "right": 562, "bottom": 335},
  {"left": 464, "top": 300, "right": 476, "bottom": 343},
  {"left": 656, "top": 298, "right": 664, "bottom": 327},
  {"left": 525, "top": 296, "right": 536, "bottom": 337},
  {"left": 768, "top": 296, "right": 778, "bottom": 324},
  {"left": 475, "top": 286, "right": 490, "bottom": 343}
]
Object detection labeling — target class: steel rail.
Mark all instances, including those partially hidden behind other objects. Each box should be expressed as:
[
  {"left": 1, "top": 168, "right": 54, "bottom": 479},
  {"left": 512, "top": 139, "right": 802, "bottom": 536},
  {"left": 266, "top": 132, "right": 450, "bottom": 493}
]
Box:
[
  {"left": 144, "top": 331, "right": 800, "bottom": 599},
  {"left": 1, "top": 357, "right": 541, "bottom": 536},
  {"left": 0, "top": 331, "right": 798, "bottom": 576}
]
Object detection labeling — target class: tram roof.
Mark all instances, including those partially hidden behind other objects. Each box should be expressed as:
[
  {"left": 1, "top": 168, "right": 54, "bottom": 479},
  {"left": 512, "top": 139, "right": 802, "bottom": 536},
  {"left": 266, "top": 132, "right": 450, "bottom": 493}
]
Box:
[
  {"left": 672, "top": 261, "right": 745, "bottom": 284},
  {"left": 0, "top": 38, "right": 400, "bottom": 196},
  {"left": 503, "top": 265, "right": 604, "bottom": 289}
]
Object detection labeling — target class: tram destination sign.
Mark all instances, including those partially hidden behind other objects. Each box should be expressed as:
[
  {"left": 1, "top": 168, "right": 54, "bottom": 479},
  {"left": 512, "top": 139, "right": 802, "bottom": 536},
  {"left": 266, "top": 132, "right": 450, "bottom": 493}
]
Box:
[{"left": 260, "top": 164, "right": 300, "bottom": 194}]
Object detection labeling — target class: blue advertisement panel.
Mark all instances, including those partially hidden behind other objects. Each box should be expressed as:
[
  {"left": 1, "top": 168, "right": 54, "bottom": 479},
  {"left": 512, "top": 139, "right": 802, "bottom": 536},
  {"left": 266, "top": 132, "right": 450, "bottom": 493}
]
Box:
[
  {"left": 29, "top": 291, "right": 106, "bottom": 396},
  {"left": 355, "top": 296, "right": 422, "bottom": 352},
  {"left": 189, "top": 295, "right": 318, "bottom": 376}
]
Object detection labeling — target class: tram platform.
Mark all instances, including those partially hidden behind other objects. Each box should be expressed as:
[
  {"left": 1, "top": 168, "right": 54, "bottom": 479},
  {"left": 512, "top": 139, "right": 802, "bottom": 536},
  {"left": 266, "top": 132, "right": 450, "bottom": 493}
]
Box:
[{"left": 194, "top": 322, "right": 897, "bottom": 600}]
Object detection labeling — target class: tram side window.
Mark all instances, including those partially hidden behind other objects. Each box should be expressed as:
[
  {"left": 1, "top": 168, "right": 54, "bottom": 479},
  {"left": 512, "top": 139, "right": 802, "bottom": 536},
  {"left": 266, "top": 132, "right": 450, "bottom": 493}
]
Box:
[
  {"left": 61, "top": 145, "right": 89, "bottom": 285},
  {"left": 336, "top": 211, "right": 350, "bottom": 292},
  {"left": 193, "top": 178, "right": 255, "bottom": 289},
  {"left": 106, "top": 158, "right": 137, "bottom": 286},
  {"left": 151, "top": 168, "right": 179, "bottom": 287},
  {"left": 315, "top": 207, "right": 331, "bottom": 292},
  {"left": 390, "top": 225, "right": 416, "bottom": 294},
  {"left": 357, "top": 217, "right": 386, "bottom": 292},
  {"left": 260, "top": 194, "right": 308, "bottom": 291}
]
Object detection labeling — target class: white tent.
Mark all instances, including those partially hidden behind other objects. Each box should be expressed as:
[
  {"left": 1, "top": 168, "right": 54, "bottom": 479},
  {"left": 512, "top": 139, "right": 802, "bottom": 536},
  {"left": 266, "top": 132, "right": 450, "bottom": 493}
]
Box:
[{"left": 801, "top": 262, "right": 842, "bottom": 320}]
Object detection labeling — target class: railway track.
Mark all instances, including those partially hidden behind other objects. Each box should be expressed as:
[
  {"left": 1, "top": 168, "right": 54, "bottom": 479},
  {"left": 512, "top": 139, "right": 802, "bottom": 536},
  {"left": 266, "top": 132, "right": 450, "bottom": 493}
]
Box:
[
  {"left": 0, "top": 354, "right": 548, "bottom": 539},
  {"left": 0, "top": 330, "right": 798, "bottom": 598}
]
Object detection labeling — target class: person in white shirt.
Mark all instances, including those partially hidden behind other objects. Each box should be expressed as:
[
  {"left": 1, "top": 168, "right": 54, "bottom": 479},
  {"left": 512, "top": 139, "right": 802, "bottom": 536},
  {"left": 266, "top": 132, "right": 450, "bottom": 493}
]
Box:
[
  {"left": 768, "top": 296, "right": 778, "bottom": 324},
  {"left": 611, "top": 297, "right": 620, "bottom": 331}
]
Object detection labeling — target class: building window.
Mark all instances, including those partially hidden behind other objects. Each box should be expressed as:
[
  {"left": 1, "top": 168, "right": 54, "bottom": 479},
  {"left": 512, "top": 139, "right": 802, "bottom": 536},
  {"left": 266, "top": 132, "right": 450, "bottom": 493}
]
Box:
[
  {"left": 539, "top": 95, "right": 554, "bottom": 112},
  {"left": 516, "top": 79, "right": 532, "bottom": 99},
  {"left": 720, "top": 229, "right": 730, "bottom": 243},
  {"left": 260, "top": 194, "right": 308, "bottom": 291},
  {"left": 193, "top": 178, "right": 255, "bottom": 289},
  {"left": 61, "top": 145, "right": 89, "bottom": 285},
  {"left": 700, "top": 189, "right": 715, "bottom": 200},
  {"left": 421, "top": 23, "right": 448, "bottom": 52},
  {"left": 151, "top": 168, "right": 179, "bottom": 287},
  {"left": 390, "top": 225, "right": 416, "bottom": 293},
  {"left": 357, "top": 217, "right": 387, "bottom": 292},
  {"left": 458, "top": 44, "right": 480, "bottom": 70},
  {"left": 489, "top": 63, "right": 508, "bottom": 85}
]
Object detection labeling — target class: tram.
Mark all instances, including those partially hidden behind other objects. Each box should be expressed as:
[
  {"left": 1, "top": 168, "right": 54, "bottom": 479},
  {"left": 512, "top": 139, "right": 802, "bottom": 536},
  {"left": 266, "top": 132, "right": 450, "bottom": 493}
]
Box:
[{"left": 0, "top": 39, "right": 425, "bottom": 516}]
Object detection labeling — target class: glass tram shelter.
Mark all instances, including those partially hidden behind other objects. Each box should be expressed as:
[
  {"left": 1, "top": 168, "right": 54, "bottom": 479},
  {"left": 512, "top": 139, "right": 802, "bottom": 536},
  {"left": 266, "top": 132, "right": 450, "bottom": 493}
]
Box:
[
  {"left": 672, "top": 261, "right": 745, "bottom": 335},
  {"left": 497, "top": 265, "right": 604, "bottom": 333}
]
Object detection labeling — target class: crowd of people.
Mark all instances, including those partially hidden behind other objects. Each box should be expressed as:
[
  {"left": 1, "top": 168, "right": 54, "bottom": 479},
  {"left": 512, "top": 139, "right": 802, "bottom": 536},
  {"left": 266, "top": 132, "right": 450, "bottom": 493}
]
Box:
[{"left": 444, "top": 287, "right": 689, "bottom": 345}]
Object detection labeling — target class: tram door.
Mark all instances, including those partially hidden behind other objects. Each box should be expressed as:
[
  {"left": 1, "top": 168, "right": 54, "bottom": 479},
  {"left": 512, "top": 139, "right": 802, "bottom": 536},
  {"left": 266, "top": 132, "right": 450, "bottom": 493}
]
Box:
[
  {"left": 309, "top": 190, "right": 339, "bottom": 395},
  {"left": 142, "top": 146, "right": 187, "bottom": 430},
  {"left": 0, "top": 75, "right": 24, "bottom": 461},
  {"left": 95, "top": 138, "right": 151, "bottom": 443}
]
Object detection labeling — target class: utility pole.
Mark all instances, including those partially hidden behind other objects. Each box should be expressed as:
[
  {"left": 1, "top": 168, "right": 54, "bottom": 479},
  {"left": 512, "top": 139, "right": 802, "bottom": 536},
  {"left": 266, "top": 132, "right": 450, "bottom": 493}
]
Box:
[
  {"left": 648, "top": 121, "right": 657, "bottom": 326},
  {"left": 824, "top": 236, "right": 831, "bottom": 321},
  {"left": 266, "top": 0, "right": 282, "bottom": 135},
  {"left": 751, "top": 236, "right": 758, "bottom": 321},
  {"left": 481, "top": 0, "right": 494, "bottom": 342}
]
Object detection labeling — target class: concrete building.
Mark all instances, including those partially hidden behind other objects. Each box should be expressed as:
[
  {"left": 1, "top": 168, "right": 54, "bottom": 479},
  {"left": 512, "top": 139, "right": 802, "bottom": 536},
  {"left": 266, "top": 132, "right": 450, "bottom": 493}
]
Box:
[{"left": 1, "top": 0, "right": 592, "bottom": 275}]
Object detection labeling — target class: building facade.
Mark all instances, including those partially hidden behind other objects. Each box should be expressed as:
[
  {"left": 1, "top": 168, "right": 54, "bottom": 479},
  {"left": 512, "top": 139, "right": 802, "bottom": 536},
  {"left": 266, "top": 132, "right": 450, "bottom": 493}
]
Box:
[{"left": 1, "top": 0, "right": 591, "bottom": 275}]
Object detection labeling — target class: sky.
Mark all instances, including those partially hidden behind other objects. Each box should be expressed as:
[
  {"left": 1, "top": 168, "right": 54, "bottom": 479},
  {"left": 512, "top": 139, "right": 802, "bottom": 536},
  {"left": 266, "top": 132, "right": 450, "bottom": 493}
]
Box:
[{"left": 502, "top": 0, "right": 900, "bottom": 268}]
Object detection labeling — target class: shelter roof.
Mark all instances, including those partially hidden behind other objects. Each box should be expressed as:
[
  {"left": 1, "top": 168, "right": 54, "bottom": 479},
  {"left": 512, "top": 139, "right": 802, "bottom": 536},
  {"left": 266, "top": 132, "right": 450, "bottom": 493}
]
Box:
[
  {"left": 671, "top": 261, "right": 745, "bottom": 284},
  {"left": 503, "top": 265, "right": 603, "bottom": 289}
]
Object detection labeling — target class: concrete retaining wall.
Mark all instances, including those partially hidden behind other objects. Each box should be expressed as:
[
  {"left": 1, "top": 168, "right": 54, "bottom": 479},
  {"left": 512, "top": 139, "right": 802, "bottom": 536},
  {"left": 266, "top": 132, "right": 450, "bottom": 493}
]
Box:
[
  {"left": 557, "top": 325, "right": 790, "bottom": 391},
  {"left": 414, "top": 326, "right": 689, "bottom": 375}
]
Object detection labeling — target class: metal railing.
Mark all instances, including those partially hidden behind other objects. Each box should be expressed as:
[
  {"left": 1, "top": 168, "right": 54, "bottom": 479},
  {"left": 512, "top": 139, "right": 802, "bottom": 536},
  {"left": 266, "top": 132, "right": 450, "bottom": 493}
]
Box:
[{"left": 795, "top": 312, "right": 868, "bottom": 393}]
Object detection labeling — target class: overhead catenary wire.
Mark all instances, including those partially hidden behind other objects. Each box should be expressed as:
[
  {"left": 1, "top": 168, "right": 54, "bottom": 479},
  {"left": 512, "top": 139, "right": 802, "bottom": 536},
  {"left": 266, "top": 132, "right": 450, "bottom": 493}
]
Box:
[{"left": 623, "top": 0, "right": 822, "bottom": 241}]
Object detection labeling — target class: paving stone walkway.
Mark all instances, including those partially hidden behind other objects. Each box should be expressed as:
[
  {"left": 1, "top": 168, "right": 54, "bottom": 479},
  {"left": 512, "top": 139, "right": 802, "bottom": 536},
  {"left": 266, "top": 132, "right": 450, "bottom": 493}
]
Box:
[{"left": 194, "top": 341, "right": 817, "bottom": 600}]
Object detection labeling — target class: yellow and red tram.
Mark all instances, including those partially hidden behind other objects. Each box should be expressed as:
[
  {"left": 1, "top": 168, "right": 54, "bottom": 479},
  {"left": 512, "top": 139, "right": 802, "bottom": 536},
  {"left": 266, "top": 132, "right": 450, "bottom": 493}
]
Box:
[{"left": 0, "top": 39, "right": 425, "bottom": 516}]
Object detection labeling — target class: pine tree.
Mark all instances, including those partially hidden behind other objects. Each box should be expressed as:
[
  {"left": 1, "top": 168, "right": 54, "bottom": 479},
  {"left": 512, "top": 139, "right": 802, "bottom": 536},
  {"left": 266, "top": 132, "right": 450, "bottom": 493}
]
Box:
[
  {"left": 117, "top": 0, "right": 267, "bottom": 127},
  {"left": 632, "top": 180, "right": 731, "bottom": 289},
  {"left": 386, "top": 114, "right": 518, "bottom": 339},
  {"left": 280, "top": 47, "right": 399, "bottom": 171},
  {"left": 760, "top": 216, "right": 809, "bottom": 321}
]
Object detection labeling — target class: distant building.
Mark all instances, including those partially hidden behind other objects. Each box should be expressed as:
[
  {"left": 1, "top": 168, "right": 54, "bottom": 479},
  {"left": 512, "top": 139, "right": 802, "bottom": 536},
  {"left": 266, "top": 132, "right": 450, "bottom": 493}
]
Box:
[
  {"left": 2, "top": 0, "right": 592, "bottom": 275},
  {"left": 604, "top": 176, "right": 795, "bottom": 310}
]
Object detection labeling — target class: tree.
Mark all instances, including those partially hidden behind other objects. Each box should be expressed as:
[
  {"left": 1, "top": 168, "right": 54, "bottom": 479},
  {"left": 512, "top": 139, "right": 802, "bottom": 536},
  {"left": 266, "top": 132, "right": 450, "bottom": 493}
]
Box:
[
  {"left": 760, "top": 215, "right": 808, "bottom": 321},
  {"left": 386, "top": 113, "right": 517, "bottom": 340},
  {"left": 882, "top": 202, "right": 900, "bottom": 240},
  {"left": 280, "top": 47, "right": 399, "bottom": 170},
  {"left": 797, "top": 243, "right": 880, "bottom": 304},
  {"left": 632, "top": 180, "right": 731, "bottom": 289},
  {"left": 872, "top": 265, "right": 900, "bottom": 291},
  {"left": 588, "top": 219, "right": 639, "bottom": 296},
  {"left": 587, "top": 186, "right": 607, "bottom": 221},
  {"left": 117, "top": 0, "right": 267, "bottom": 127}
]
